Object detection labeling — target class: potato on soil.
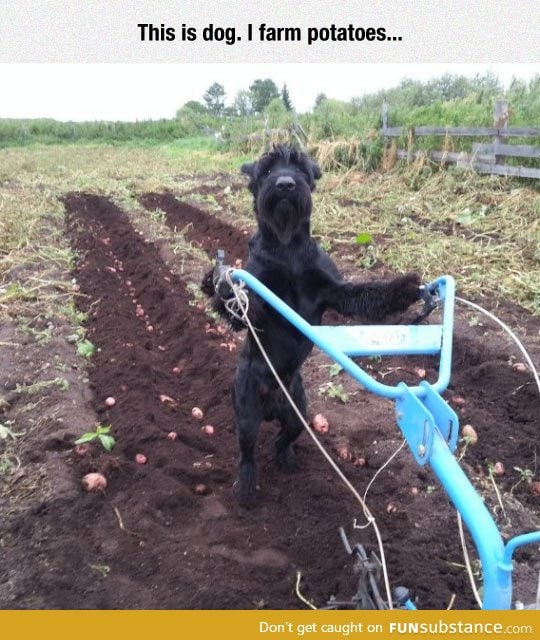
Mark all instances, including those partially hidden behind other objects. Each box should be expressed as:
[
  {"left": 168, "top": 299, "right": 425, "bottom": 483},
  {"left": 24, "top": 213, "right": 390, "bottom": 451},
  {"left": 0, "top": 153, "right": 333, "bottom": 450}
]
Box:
[
  {"left": 159, "top": 394, "right": 178, "bottom": 408},
  {"left": 191, "top": 407, "right": 204, "bottom": 420},
  {"left": 512, "top": 362, "right": 528, "bottom": 373},
  {"left": 201, "top": 425, "right": 214, "bottom": 436},
  {"left": 74, "top": 444, "right": 90, "bottom": 457},
  {"left": 461, "top": 424, "right": 478, "bottom": 444},
  {"left": 82, "top": 472, "right": 107, "bottom": 492},
  {"left": 104, "top": 396, "right": 116, "bottom": 407},
  {"left": 135, "top": 453, "right": 147, "bottom": 464},
  {"left": 311, "top": 413, "right": 329, "bottom": 434},
  {"left": 337, "top": 445, "right": 351, "bottom": 461},
  {"left": 194, "top": 483, "right": 208, "bottom": 495},
  {"left": 492, "top": 461, "right": 505, "bottom": 476}
]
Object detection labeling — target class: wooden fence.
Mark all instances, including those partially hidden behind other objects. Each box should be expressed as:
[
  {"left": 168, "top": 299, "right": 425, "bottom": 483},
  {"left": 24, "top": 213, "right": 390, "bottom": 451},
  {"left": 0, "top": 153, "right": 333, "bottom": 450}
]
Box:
[{"left": 381, "top": 100, "right": 540, "bottom": 179}]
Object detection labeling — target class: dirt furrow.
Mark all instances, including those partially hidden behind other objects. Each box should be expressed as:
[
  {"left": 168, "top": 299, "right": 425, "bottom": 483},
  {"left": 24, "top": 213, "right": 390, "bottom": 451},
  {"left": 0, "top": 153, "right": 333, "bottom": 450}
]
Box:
[
  {"left": 23, "top": 193, "right": 372, "bottom": 609},
  {"left": 139, "top": 192, "right": 252, "bottom": 265}
]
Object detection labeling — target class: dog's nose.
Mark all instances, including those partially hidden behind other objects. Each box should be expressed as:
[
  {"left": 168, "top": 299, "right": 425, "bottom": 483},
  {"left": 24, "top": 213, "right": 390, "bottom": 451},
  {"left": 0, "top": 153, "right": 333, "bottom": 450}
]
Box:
[{"left": 276, "top": 175, "right": 296, "bottom": 191}]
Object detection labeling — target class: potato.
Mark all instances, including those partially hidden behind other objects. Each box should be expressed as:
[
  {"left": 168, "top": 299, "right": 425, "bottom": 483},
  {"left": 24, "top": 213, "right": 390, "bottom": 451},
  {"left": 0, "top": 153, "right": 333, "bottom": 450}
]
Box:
[
  {"left": 461, "top": 424, "right": 478, "bottom": 444},
  {"left": 74, "top": 444, "right": 90, "bottom": 457},
  {"left": 337, "top": 445, "right": 351, "bottom": 461},
  {"left": 311, "top": 413, "right": 329, "bottom": 434},
  {"left": 104, "top": 396, "right": 116, "bottom": 408},
  {"left": 493, "top": 461, "right": 505, "bottom": 476},
  {"left": 135, "top": 453, "right": 147, "bottom": 464},
  {"left": 201, "top": 425, "right": 214, "bottom": 436},
  {"left": 194, "top": 483, "right": 208, "bottom": 495},
  {"left": 191, "top": 407, "right": 204, "bottom": 420},
  {"left": 82, "top": 472, "right": 107, "bottom": 492}
]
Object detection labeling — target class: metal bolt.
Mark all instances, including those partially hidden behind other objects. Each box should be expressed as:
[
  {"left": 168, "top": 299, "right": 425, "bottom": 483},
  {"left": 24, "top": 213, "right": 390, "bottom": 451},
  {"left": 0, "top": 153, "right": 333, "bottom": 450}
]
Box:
[{"left": 418, "top": 444, "right": 426, "bottom": 457}]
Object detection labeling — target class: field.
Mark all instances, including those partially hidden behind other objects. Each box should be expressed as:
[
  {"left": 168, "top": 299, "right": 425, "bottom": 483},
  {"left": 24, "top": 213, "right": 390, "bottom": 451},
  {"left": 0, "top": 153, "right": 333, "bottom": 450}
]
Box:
[{"left": 0, "top": 143, "right": 539, "bottom": 609}]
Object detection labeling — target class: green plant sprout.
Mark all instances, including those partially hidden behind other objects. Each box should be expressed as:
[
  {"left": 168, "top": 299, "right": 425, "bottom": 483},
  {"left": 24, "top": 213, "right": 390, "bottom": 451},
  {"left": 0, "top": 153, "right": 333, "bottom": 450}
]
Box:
[
  {"left": 76, "top": 339, "right": 96, "bottom": 359},
  {"left": 328, "top": 363, "right": 343, "bottom": 378},
  {"left": 75, "top": 424, "right": 115, "bottom": 452},
  {"left": 511, "top": 466, "right": 534, "bottom": 494},
  {"left": 318, "top": 382, "right": 350, "bottom": 403},
  {"left": 90, "top": 564, "right": 111, "bottom": 577}
]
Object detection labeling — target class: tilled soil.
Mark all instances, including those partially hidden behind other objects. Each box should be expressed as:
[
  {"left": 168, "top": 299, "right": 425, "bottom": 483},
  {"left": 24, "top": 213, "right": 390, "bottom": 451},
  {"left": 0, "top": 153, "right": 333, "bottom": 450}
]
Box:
[{"left": 0, "top": 189, "right": 538, "bottom": 610}]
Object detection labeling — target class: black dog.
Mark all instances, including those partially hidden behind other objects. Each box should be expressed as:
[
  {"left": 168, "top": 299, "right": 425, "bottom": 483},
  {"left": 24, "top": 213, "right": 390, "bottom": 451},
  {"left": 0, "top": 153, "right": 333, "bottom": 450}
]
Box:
[{"left": 205, "top": 146, "right": 421, "bottom": 505}]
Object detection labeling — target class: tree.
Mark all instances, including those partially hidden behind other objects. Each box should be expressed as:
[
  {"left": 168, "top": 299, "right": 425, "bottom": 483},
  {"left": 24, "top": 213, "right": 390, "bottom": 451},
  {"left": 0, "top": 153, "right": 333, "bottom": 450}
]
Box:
[
  {"left": 249, "top": 79, "right": 280, "bottom": 113},
  {"left": 314, "top": 93, "right": 327, "bottom": 109},
  {"left": 232, "top": 90, "right": 254, "bottom": 116},
  {"left": 265, "top": 97, "right": 289, "bottom": 128},
  {"left": 182, "top": 100, "right": 207, "bottom": 114},
  {"left": 203, "top": 82, "right": 226, "bottom": 116},
  {"left": 281, "top": 84, "right": 293, "bottom": 111}
]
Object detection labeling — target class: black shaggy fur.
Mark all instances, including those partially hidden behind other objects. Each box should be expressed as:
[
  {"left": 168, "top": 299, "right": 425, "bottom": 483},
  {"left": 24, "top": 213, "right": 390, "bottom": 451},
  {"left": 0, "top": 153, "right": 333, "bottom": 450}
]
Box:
[{"left": 203, "top": 146, "right": 421, "bottom": 505}]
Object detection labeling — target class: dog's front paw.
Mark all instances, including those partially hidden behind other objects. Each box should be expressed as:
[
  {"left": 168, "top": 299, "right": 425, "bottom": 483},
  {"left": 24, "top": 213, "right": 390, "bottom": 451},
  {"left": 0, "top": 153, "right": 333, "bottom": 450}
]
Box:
[
  {"left": 201, "top": 267, "right": 215, "bottom": 296},
  {"left": 236, "top": 461, "right": 259, "bottom": 508},
  {"left": 391, "top": 272, "right": 422, "bottom": 311},
  {"left": 276, "top": 444, "right": 299, "bottom": 473}
]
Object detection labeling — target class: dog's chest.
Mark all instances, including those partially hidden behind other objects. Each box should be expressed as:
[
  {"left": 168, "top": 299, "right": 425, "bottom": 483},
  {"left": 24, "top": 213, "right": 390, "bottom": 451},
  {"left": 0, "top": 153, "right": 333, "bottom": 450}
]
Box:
[{"left": 271, "top": 269, "right": 322, "bottom": 324}]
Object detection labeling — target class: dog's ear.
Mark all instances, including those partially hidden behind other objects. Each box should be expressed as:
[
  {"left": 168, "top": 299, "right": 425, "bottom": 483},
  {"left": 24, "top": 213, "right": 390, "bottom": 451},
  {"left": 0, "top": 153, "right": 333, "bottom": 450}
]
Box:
[
  {"left": 311, "top": 160, "right": 322, "bottom": 181},
  {"left": 241, "top": 162, "right": 255, "bottom": 177}
]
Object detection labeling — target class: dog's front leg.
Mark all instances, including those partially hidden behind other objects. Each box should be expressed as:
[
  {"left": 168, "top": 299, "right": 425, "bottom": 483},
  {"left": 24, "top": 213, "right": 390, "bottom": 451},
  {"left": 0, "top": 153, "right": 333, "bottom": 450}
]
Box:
[
  {"left": 233, "top": 365, "right": 263, "bottom": 506},
  {"left": 326, "top": 273, "right": 422, "bottom": 321},
  {"left": 273, "top": 370, "right": 306, "bottom": 472}
]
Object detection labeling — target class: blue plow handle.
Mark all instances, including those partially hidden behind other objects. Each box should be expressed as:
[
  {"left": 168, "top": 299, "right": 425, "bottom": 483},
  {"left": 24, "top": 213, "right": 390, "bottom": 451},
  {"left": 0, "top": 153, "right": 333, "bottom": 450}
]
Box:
[
  {"left": 231, "top": 269, "right": 455, "bottom": 399},
  {"left": 229, "top": 269, "right": 540, "bottom": 610}
]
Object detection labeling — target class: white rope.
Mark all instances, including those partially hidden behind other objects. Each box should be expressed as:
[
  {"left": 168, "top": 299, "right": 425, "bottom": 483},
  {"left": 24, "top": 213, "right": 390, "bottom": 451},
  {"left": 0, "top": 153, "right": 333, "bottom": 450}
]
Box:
[
  {"left": 355, "top": 440, "right": 407, "bottom": 529},
  {"left": 455, "top": 296, "right": 540, "bottom": 397},
  {"left": 221, "top": 269, "right": 395, "bottom": 610},
  {"left": 455, "top": 295, "right": 540, "bottom": 610},
  {"left": 457, "top": 512, "right": 483, "bottom": 608}
]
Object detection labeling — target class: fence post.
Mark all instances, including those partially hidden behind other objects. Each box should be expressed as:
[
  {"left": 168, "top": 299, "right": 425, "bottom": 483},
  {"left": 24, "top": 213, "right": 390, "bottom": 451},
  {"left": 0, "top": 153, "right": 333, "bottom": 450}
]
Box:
[{"left": 493, "top": 99, "right": 509, "bottom": 165}]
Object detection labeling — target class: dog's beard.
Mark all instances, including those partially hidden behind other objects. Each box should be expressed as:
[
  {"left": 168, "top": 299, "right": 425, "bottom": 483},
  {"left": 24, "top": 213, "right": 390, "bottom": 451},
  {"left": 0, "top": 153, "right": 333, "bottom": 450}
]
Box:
[{"left": 259, "top": 196, "right": 310, "bottom": 244}]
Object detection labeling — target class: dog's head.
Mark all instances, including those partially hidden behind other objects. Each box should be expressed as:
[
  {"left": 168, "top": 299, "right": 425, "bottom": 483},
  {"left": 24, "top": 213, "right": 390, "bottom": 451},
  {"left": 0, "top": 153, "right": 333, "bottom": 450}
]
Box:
[{"left": 241, "top": 146, "right": 322, "bottom": 244}]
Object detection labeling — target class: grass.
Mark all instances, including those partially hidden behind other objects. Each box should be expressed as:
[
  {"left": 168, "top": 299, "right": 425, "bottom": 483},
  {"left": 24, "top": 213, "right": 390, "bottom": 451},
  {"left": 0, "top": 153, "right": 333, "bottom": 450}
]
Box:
[
  {"left": 1, "top": 140, "right": 539, "bottom": 322},
  {"left": 314, "top": 166, "right": 540, "bottom": 314}
]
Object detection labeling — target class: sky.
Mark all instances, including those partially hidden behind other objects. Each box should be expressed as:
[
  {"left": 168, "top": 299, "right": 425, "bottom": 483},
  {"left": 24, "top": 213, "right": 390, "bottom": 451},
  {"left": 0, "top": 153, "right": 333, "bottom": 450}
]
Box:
[{"left": 0, "top": 63, "right": 538, "bottom": 122}]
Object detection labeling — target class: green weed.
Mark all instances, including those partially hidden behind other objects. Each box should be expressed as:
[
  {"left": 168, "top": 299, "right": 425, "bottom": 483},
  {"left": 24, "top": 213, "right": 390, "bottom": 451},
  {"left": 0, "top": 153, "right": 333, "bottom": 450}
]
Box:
[
  {"left": 318, "top": 382, "right": 350, "bottom": 403},
  {"left": 75, "top": 424, "right": 115, "bottom": 452}
]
